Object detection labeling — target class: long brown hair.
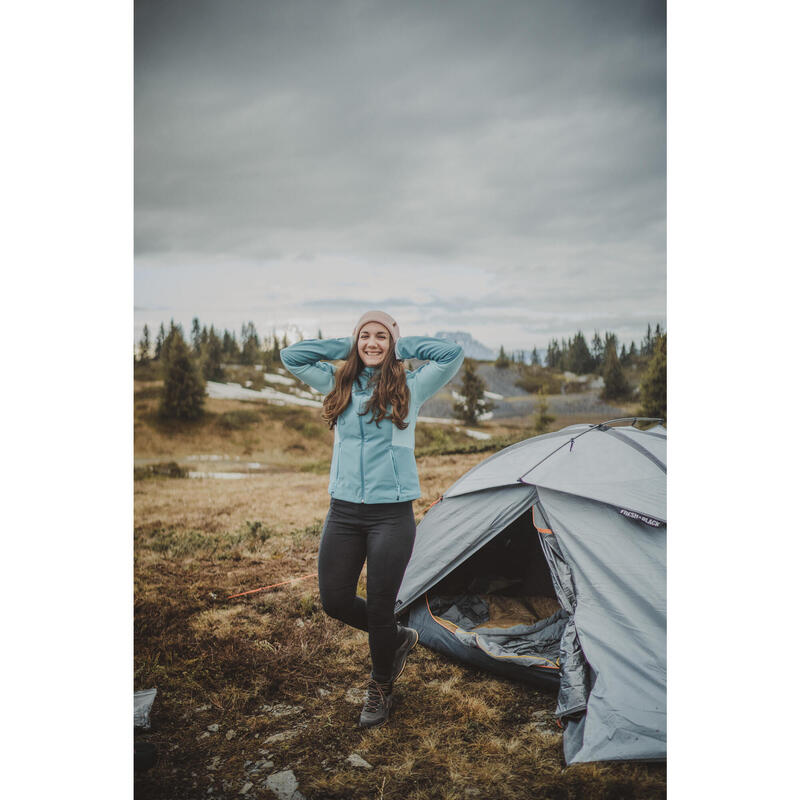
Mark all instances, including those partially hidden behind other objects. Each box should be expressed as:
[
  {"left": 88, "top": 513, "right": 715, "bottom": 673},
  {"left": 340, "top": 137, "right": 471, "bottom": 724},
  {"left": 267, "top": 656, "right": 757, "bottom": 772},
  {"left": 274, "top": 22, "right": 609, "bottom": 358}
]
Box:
[{"left": 321, "top": 342, "right": 410, "bottom": 430}]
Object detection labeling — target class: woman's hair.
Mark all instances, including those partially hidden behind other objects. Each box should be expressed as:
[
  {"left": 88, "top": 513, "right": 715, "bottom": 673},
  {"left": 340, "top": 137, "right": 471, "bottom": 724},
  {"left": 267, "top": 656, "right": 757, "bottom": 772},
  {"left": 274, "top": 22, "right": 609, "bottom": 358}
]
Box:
[{"left": 321, "top": 341, "right": 410, "bottom": 430}]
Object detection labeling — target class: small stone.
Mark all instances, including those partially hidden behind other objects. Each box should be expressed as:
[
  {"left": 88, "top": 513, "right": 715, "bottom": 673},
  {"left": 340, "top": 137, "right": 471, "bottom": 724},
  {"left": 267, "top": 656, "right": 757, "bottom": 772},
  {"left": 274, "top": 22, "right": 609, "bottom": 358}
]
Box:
[
  {"left": 344, "top": 688, "right": 364, "bottom": 705},
  {"left": 248, "top": 759, "right": 274, "bottom": 774},
  {"left": 265, "top": 730, "right": 298, "bottom": 744},
  {"left": 207, "top": 724, "right": 220, "bottom": 733},
  {"left": 295, "top": 619, "right": 305, "bottom": 628},
  {"left": 264, "top": 769, "right": 305, "bottom": 800},
  {"left": 316, "top": 688, "right": 330, "bottom": 697},
  {"left": 226, "top": 729, "right": 236, "bottom": 740},
  {"left": 239, "top": 782, "right": 253, "bottom": 795},
  {"left": 195, "top": 704, "right": 211, "bottom": 713},
  {"left": 260, "top": 704, "right": 303, "bottom": 718},
  {"left": 346, "top": 753, "right": 372, "bottom": 770},
  {"left": 197, "top": 732, "right": 210, "bottom": 740},
  {"left": 207, "top": 756, "right": 221, "bottom": 771}
]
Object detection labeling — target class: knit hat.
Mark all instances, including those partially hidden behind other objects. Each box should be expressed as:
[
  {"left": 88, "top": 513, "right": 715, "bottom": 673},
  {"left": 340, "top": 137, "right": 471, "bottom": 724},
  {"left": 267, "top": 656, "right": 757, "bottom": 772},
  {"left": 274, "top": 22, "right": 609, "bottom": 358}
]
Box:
[{"left": 352, "top": 310, "right": 400, "bottom": 345}]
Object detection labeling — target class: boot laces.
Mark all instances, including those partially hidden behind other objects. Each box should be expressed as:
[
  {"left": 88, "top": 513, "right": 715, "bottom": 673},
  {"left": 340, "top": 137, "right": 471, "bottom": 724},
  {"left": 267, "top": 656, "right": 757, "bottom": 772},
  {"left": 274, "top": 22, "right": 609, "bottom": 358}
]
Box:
[{"left": 363, "top": 679, "right": 390, "bottom": 713}]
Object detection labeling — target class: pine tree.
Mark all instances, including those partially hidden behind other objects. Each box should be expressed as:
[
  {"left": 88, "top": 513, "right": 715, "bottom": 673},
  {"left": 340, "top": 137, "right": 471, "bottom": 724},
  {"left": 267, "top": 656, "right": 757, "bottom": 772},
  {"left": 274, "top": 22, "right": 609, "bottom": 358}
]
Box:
[
  {"left": 317, "top": 328, "right": 323, "bottom": 339},
  {"left": 202, "top": 326, "right": 225, "bottom": 381},
  {"left": 155, "top": 322, "right": 166, "bottom": 361},
  {"left": 453, "top": 358, "right": 494, "bottom": 424},
  {"left": 639, "top": 334, "right": 667, "bottom": 421},
  {"left": 241, "top": 321, "right": 260, "bottom": 365},
  {"left": 191, "top": 317, "right": 202, "bottom": 355},
  {"left": 137, "top": 324, "right": 151, "bottom": 365},
  {"left": 531, "top": 348, "right": 540, "bottom": 366},
  {"left": 160, "top": 328, "right": 206, "bottom": 420},
  {"left": 642, "top": 323, "right": 653, "bottom": 357},
  {"left": 591, "top": 331, "right": 604, "bottom": 370},
  {"left": 495, "top": 345, "right": 510, "bottom": 368},
  {"left": 620, "top": 343, "right": 628, "bottom": 365},
  {"left": 601, "top": 338, "right": 630, "bottom": 401},
  {"left": 567, "top": 331, "right": 594, "bottom": 374},
  {"left": 533, "top": 387, "right": 555, "bottom": 434},
  {"left": 272, "top": 335, "right": 281, "bottom": 365},
  {"left": 546, "top": 339, "right": 561, "bottom": 369}
]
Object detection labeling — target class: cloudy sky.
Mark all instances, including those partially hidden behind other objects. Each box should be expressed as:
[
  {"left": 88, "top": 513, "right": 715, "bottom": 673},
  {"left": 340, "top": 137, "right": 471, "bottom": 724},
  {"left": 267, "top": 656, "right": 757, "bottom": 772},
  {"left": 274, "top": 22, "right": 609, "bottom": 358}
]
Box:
[{"left": 135, "top": 0, "right": 665, "bottom": 354}]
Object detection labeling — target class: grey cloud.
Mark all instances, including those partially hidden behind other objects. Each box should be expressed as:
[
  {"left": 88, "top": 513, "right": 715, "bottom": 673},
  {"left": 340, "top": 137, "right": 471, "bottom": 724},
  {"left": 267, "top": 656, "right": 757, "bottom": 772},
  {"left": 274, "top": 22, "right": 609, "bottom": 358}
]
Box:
[{"left": 135, "top": 0, "right": 664, "bottom": 347}]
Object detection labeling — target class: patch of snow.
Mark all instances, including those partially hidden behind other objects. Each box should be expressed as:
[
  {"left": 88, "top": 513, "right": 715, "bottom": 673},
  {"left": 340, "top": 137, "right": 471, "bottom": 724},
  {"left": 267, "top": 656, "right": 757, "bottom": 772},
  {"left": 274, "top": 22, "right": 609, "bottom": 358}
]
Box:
[
  {"left": 457, "top": 428, "right": 492, "bottom": 441},
  {"left": 206, "top": 381, "right": 322, "bottom": 408},
  {"left": 263, "top": 373, "right": 295, "bottom": 386},
  {"left": 484, "top": 390, "right": 504, "bottom": 400}
]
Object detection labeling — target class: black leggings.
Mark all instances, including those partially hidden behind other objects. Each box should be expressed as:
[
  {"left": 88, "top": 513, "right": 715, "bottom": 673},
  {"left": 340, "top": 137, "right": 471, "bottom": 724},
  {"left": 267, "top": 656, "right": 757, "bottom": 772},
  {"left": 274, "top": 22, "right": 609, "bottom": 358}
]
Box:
[{"left": 317, "top": 498, "right": 417, "bottom": 683}]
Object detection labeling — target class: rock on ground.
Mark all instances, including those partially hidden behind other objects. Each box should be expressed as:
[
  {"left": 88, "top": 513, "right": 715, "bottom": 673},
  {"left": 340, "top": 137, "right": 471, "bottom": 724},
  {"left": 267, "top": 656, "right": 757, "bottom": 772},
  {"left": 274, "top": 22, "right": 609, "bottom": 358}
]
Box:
[
  {"left": 346, "top": 753, "right": 372, "bottom": 769},
  {"left": 264, "top": 769, "right": 305, "bottom": 800}
]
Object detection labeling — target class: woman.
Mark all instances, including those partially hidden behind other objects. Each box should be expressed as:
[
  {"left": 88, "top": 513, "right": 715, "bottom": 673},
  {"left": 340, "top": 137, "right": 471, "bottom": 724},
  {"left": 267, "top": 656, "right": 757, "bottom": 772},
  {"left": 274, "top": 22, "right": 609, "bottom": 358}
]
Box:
[{"left": 280, "top": 311, "right": 464, "bottom": 727}]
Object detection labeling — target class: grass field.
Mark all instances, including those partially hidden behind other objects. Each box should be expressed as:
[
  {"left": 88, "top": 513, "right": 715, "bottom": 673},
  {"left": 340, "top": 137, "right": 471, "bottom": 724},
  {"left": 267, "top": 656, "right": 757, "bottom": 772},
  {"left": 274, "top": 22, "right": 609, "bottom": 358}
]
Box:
[{"left": 134, "top": 388, "right": 666, "bottom": 799}]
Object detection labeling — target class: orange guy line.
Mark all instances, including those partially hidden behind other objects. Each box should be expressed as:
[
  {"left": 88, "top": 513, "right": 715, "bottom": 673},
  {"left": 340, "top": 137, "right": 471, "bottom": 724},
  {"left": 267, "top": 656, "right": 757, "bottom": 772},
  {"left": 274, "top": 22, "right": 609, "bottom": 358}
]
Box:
[{"left": 227, "top": 572, "right": 317, "bottom": 600}]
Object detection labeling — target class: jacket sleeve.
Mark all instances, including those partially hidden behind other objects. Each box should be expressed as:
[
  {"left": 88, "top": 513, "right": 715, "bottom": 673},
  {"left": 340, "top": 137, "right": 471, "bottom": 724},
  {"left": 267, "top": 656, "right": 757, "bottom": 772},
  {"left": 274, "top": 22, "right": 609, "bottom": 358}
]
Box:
[
  {"left": 397, "top": 336, "right": 465, "bottom": 405},
  {"left": 280, "top": 337, "right": 353, "bottom": 395}
]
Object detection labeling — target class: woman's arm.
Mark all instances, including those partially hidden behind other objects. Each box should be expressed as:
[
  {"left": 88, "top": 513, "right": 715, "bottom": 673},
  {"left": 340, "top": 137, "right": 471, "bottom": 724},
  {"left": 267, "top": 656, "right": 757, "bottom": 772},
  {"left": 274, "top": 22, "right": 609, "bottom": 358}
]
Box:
[
  {"left": 396, "top": 336, "right": 465, "bottom": 404},
  {"left": 280, "top": 337, "right": 353, "bottom": 395}
]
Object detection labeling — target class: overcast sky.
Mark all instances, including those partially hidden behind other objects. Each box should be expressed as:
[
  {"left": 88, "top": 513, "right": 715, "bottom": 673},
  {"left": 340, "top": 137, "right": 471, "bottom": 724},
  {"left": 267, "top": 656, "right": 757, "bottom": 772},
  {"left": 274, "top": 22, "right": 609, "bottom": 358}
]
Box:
[{"left": 135, "top": 0, "right": 665, "bottom": 353}]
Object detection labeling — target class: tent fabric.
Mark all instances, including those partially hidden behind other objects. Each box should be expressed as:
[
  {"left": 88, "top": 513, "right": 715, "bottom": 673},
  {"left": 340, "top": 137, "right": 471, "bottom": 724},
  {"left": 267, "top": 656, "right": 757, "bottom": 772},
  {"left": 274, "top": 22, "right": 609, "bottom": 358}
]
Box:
[
  {"left": 396, "top": 421, "right": 666, "bottom": 764},
  {"left": 538, "top": 487, "right": 666, "bottom": 762}
]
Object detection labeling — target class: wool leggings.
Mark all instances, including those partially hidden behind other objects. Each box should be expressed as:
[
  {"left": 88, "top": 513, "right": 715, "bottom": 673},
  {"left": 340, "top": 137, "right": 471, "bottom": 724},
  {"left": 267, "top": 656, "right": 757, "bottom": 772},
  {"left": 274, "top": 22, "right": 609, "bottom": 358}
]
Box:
[{"left": 317, "top": 498, "right": 417, "bottom": 683}]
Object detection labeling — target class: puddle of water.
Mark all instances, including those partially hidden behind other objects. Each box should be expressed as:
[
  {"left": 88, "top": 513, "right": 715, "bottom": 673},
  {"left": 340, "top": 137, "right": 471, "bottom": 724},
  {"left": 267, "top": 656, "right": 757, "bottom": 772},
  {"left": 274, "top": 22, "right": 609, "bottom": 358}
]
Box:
[{"left": 135, "top": 454, "right": 275, "bottom": 478}]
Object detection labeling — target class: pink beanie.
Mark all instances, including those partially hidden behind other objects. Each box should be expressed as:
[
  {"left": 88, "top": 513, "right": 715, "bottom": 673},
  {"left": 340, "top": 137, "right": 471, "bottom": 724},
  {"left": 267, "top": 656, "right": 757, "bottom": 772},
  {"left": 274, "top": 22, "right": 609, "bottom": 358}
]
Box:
[{"left": 352, "top": 310, "right": 400, "bottom": 344}]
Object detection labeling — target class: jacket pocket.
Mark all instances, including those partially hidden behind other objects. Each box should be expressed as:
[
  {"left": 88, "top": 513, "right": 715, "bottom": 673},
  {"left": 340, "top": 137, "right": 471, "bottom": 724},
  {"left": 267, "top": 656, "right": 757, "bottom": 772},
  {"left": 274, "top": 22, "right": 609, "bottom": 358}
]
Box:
[
  {"left": 389, "top": 447, "right": 401, "bottom": 500},
  {"left": 333, "top": 441, "right": 342, "bottom": 490}
]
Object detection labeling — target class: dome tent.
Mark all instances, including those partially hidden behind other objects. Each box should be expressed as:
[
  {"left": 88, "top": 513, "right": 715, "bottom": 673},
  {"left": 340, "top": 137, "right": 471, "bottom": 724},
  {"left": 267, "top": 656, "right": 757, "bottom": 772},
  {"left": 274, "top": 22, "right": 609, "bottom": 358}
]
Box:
[{"left": 396, "top": 420, "right": 666, "bottom": 765}]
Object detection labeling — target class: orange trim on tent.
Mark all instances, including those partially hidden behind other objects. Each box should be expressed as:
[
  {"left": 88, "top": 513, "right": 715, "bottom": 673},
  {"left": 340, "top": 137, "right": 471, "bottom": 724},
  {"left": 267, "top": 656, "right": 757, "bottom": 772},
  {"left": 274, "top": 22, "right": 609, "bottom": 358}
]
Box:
[{"left": 532, "top": 505, "right": 553, "bottom": 535}]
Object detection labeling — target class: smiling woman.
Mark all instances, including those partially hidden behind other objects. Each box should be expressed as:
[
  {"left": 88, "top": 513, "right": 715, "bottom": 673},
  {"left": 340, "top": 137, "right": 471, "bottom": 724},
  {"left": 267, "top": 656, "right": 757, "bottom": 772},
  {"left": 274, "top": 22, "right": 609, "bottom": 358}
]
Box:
[{"left": 280, "top": 310, "right": 464, "bottom": 729}]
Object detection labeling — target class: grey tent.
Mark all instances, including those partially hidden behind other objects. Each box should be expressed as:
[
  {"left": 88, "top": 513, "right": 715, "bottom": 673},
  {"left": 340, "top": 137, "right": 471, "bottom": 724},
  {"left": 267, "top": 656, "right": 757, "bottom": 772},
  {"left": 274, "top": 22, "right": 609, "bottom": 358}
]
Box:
[{"left": 396, "top": 420, "right": 666, "bottom": 764}]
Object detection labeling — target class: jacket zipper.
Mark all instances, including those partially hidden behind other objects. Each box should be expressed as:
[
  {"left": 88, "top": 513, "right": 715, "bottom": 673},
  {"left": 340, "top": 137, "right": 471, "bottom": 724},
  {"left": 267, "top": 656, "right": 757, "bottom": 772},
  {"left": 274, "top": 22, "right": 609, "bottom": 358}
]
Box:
[
  {"left": 390, "top": 447, "right": 401, "bottom": 501},
  {"left": 358, "top": 399, "right": 365, "bottom": 503}
]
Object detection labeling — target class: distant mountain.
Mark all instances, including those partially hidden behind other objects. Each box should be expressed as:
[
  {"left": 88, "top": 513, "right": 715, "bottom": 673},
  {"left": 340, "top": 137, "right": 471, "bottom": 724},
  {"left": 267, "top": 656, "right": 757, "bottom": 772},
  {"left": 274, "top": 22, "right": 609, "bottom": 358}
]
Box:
[{"left": 434, "top": 331, "right": 495, "bottom": 361}]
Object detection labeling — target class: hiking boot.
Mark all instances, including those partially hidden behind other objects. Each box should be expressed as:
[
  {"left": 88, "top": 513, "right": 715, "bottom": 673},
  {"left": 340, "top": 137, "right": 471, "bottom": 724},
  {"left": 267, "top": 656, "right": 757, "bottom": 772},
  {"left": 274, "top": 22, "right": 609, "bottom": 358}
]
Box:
[
  {"left": 359, "top": 679, "right": 393, "bottom": 728},
  {"left": 390, "top": 625, "right": 419, "bottom": 683}
]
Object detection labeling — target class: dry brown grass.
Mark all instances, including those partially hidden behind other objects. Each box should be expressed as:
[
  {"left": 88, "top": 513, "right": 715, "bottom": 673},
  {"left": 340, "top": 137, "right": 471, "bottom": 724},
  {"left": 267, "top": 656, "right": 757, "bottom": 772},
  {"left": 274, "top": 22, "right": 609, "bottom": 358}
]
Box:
[{"left": 134, "top": 391, "right": 665, "bottom": 799}]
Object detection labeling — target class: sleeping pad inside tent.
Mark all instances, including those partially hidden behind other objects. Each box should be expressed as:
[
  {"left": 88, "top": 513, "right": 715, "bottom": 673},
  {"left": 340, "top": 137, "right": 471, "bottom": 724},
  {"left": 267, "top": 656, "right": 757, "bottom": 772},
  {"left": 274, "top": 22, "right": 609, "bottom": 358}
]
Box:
[
  {"left": 406, "top": 506, "right": 567, "bottom": 690},
  {"left": 395, "top": 421, "right": 667, "bottom": 764}
]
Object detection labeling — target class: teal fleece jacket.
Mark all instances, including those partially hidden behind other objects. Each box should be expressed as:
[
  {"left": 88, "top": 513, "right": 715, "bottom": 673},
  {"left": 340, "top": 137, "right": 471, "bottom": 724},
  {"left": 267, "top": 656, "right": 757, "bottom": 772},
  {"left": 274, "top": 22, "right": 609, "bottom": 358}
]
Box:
[{"left": 280, "top": 336, "right": 465, "bottom": 503}]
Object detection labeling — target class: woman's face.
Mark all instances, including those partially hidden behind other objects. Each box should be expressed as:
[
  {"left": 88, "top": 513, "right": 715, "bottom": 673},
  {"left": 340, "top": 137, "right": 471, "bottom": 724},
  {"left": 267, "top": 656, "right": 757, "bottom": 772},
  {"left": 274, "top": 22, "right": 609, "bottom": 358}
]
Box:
[{"left": 357, "top": 322, "right": 391, "bottom": 367}]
